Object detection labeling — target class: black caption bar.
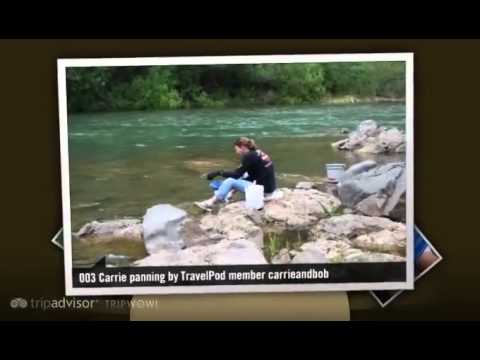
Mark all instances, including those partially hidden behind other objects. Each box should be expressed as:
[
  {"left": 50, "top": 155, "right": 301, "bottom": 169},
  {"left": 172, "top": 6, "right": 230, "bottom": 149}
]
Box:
[{"left": 72, "top": 262, "right": 406, "bottom": 288}]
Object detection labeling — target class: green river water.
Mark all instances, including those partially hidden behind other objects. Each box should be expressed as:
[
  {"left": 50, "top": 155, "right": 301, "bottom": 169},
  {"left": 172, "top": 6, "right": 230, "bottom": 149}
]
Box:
[{"left": 69, "top": 103, "right": 405, "bottom": 263}]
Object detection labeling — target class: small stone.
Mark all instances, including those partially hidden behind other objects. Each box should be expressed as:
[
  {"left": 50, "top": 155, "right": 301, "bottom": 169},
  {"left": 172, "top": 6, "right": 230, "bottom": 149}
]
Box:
[
  {"left": 296, "top": 181, "right": 314, "bottom": 190},
  {"left": 395, "top": 143, "right": 406, "bottom": 153},
  {"left": 271, "top": 248, "right": 292, "bottom": 264},
  {"left": 331, "top": 138, "right": 348, "bottom": 149},
  {"left": 290, "top": 244, "right": 328, "bottom": 264},
  {"left": 75, "top": 218, "right": 143, "bottom": 243}
]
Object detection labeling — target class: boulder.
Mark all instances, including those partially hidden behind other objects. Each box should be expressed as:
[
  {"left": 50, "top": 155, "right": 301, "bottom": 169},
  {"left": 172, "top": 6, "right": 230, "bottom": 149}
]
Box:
[
  {"left": 310, "top": 214, "right": 405, "bottom": 241},
  {"left": 337, "top": 162, "right": 406, "bottom": 221},
  {"left": 350, "top": 229, "right": 406, "bottom": 255},
  {"left": 338, "top": 160, "right": 377, "bottom": 183},
  {"left": 199, "top": 202, "right": 264, "bottom": 248},
  {"left": 208, "top": 239, "right": 268, "bottom": 265},
  {"left": 304, "top": 214, "right": 405, "bottom": 260},
  {"left": 377, "top": 128, "right": 404, "bottom": 152},
  {"left": 332, "top": 120, "right": 405, "bottom": 154},
  {"left": 289, "top": 214, "right": 406, "bottom": 263},
  {"left": 296, "top": 240, "right": 405, "bottom": 263},
  {"left": 133, "top": 239, "right": 267, "bottom": 266},
  {"left": 75, "top": 218, "right": 143, "bottom": 243},
  {"left": 142, "top": 204, "right": 187, "bottom": 254},
  {"left": 263, "top": 188, "right": 342, "bottom": 231},
  {"left": 179, "top": 218, "right": 223, "bottom": 248},
  {"left": 358, "top": 119, "right": 380, "bottom": 137}
]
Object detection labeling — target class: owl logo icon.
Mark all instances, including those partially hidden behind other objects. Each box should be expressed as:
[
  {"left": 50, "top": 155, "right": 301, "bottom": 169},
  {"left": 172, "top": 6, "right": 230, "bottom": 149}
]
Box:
[{"left": 10, "top": 298, "right": 28, "bottom": 309}]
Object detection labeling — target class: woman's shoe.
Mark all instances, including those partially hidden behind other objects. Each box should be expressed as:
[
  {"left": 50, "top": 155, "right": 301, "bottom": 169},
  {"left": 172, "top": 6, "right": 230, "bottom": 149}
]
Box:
[{"left": 194, "top": 200, "right": 214, "bottom": 212}]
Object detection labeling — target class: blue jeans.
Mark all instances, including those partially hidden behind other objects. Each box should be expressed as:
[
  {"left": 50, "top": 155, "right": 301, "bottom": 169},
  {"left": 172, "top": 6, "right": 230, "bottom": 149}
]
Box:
[{"left": 214, "top": 178, "right": 252, "bottom": 201}]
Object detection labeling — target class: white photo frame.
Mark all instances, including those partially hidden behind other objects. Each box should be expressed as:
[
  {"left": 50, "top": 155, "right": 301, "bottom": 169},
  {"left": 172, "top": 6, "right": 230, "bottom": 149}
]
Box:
[{"left": 58, "top": 53, "right": 414, "bottom": 296}]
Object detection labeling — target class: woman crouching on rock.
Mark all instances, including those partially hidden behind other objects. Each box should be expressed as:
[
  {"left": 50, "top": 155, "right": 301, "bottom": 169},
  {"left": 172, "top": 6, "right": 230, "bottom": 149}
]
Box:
[{"left": 195, "top": 137, "right": 278, "bottom": 211}]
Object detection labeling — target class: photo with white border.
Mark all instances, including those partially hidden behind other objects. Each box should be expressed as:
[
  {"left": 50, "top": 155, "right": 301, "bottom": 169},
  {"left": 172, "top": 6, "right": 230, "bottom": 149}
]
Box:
[
  {"left": 58, "top": 53, "right": 414, "bottom": 296},
  {"left": 370, "top": 226, "right": 442, "bottom": 307}
]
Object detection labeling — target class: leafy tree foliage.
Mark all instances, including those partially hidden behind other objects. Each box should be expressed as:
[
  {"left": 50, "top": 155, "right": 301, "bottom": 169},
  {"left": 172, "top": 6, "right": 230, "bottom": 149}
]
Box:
[{"left": 66, "top": 62, "right": 405, "bottom": 113}]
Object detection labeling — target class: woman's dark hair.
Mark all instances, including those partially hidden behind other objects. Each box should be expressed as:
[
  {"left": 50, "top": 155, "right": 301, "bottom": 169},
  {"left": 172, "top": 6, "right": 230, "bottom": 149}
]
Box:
[{"left": 234, "top": 137, "right": 257, "bottom": 150}]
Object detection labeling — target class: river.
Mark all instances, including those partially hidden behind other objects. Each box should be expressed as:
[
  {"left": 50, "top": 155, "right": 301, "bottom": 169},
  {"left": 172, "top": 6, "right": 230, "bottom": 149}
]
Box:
[{"left": 69, "top": 103, "right": 405, "bottom": 263}]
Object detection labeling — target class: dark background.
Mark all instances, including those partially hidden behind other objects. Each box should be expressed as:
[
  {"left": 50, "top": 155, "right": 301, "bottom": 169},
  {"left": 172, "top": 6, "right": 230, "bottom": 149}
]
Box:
[{"left": 0, "top": 39, "right": 478, "bottom": 320}]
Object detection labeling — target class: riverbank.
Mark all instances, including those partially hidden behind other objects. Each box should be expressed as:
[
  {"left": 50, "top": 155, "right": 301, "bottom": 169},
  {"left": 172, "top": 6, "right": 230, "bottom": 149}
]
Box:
[
  {"left": 69, "top": 96, "right": 405, "bottom": 115},
  {"left": 72, "top": 162, "right": 407, "bottom": 268},
  {"left": 321, "top": 95, "right": 405, "bottom": 105},
  {"left": 183, "top": 95, "right": 405, "bottom": 109}
]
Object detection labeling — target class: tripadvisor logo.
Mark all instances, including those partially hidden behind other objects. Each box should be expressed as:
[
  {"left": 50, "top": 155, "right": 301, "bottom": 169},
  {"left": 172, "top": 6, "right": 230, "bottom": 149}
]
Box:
[{"left": 10, "top": 298, "right": 28, "bottom": 309}]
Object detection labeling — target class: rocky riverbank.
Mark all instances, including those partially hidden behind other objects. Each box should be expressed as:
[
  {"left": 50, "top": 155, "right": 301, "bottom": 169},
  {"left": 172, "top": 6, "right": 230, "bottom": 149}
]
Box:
[{"left": 73, "top": 159, "right": 407, "bottom": 267}]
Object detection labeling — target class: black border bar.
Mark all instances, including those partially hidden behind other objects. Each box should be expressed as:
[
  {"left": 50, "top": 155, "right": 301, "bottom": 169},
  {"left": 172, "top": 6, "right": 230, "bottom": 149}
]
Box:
[{"left": 72, "top": 262, "right": 406, "bottom": 288}]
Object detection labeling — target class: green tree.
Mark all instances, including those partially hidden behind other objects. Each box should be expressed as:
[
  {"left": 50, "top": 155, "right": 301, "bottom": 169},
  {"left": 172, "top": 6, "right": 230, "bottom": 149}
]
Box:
[{"left": 66, "top": 61, "right": 405, "bottom": 113}]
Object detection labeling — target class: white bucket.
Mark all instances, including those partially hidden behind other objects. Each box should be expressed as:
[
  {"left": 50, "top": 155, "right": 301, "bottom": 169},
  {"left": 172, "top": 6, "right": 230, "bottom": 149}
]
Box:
[
  {"left": 326, "top": 163, "right": 346, "bottom": 183},
  {"left": 245, "top": 182, "right": 264, "bottom": 210}
]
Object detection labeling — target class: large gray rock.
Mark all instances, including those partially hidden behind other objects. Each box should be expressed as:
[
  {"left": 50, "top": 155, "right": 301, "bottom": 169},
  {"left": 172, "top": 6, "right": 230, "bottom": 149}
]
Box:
[
  {"left": 75, "top": 218, "right": 143, "bottom": 243},
  {"left": 337, "top": 162, "right": 406, "bottom": 221},
  {"left": 338, "top": 160, "right": 377, "bottom": 183},
  {"left": 332, "top": 120, "right": 405, "bottom": 154},
  {"left": 142, "top": 204, "right": 187, "bottom": 254},
  {"left": 133, "top": 239, "right": 267, "bottom": 266}
]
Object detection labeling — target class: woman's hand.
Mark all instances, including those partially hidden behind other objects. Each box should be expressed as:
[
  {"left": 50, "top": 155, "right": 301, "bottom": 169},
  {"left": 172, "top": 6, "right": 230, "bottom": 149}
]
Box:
[{"left": 206, "top": 170, "right": 223, "bottom": 180}]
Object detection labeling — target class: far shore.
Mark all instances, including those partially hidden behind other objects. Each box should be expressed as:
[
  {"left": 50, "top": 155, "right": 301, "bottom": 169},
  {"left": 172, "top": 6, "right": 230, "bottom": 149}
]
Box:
[
  {"left": 68, "top": 96, "right": 405, "bottom": 116},
  {"left": 320, "top": 95, "right": 405, "bottom": 105}
]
